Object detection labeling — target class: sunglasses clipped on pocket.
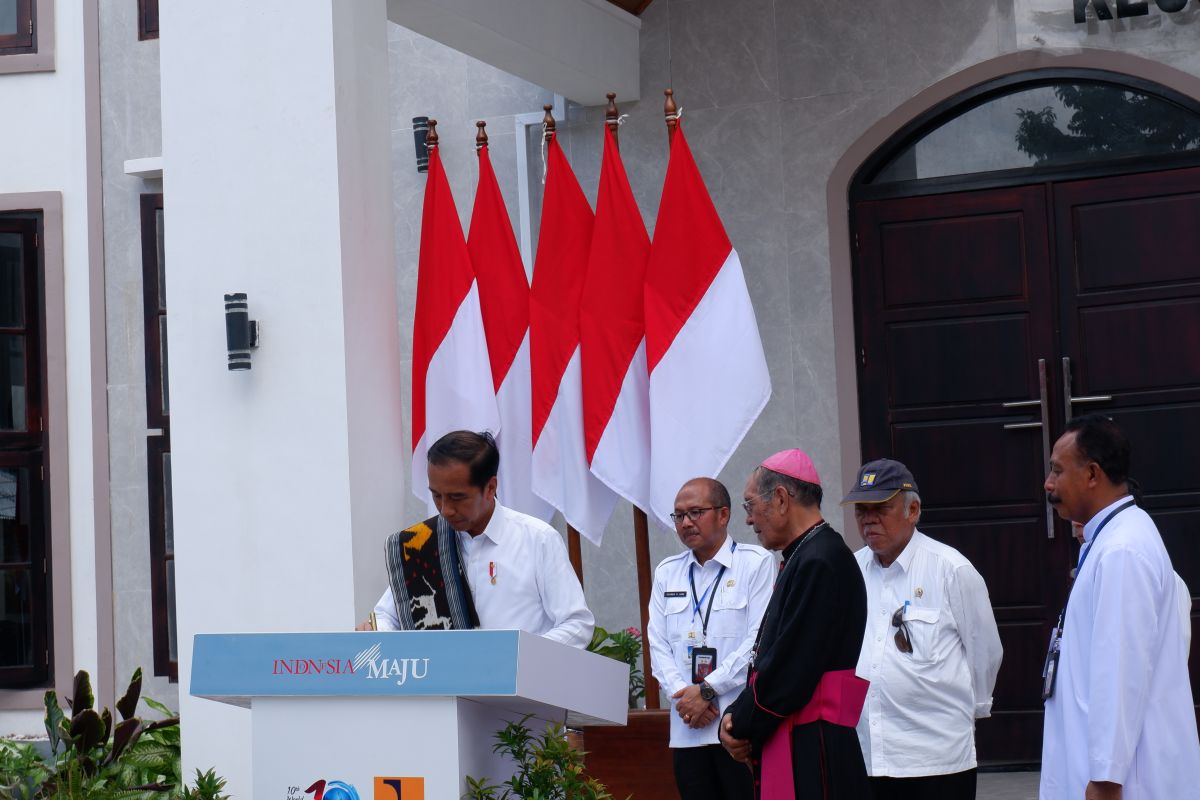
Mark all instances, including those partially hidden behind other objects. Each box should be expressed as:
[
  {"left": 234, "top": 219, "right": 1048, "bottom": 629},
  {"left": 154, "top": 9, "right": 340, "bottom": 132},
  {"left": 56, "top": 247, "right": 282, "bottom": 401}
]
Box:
[{"left": 891, "top": 605, "right": 913, "bottom": 654}]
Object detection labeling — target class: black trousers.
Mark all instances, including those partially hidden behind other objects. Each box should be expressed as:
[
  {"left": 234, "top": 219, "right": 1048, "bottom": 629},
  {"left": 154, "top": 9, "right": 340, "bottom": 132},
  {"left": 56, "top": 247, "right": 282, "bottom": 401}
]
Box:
[
  {"left": 868, "top": 768, "right": 977, "bottom": 800},
  {"left": 672, "top": 744, "right": 755, "bottom": 800}
]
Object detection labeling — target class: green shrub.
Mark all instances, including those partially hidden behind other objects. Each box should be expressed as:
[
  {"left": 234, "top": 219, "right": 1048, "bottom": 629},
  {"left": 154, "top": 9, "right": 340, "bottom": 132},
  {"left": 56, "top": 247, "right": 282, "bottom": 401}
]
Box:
[
  {"left": 463, "top": 715, "right": 615, "bottom": 800},
  {"left": 0, "top": 669, "right": 230, "bottom": 800},
  {"left": 585, "top": 626, "right": 644, "bottom": 710}
]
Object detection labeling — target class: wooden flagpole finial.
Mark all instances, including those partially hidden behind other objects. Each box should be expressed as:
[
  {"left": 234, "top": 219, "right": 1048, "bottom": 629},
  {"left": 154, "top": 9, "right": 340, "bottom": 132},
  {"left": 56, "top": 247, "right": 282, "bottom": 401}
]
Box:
[
  {"left": 542, "top": 104, "right": 556, "bottom": 139},
  {"left": 605, "top": 92, "right": 620, "bottom": 146},
  {"left": 664, "top": 89, "right": 678, "bottom": 142},
  {"left": 475, "top": 120, "right": 488, "bottom": 151},
  {"left": 426, "top": 118, "right": 439, "bottom": 150}
]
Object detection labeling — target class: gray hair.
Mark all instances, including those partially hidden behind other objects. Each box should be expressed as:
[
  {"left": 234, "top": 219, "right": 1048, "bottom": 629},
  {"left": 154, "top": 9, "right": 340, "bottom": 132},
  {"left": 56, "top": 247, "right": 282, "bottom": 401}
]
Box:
[{"left": 902, "top": 490, "right": 922, "bottom": 524}]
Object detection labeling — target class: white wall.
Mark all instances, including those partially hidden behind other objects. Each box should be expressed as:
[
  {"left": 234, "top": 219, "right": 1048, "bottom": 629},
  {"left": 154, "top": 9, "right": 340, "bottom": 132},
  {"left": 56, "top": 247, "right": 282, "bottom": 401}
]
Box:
[
  {"left": 159, "top": 1, "right": 401, "bottom": 793},
  {"left": 0, "top": 0, "right": 102, "bottom": 721}
]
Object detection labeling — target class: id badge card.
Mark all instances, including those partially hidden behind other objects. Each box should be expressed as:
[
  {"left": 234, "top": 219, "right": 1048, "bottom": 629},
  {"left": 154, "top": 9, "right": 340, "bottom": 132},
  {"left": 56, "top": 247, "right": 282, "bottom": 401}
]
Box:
[
  {"left": 692, "top": 646, "right": 717, "bottom": 683},
  {"left": 1041, "top": 628, "right": 1061, "bottom": 700}
]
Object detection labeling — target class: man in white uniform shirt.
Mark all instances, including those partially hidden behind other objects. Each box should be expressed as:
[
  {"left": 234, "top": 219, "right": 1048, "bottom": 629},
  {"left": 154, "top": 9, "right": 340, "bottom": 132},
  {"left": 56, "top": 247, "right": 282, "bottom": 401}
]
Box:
[
  {"left": 1041, "top": 414, "right": 1200, "bottom": 800},
  {"left": 647, "top": 478, "right": 774, "bottom": 800},
  {"left": 843, "top": 458, "right": 1001, "bottom": 800},
  {"left": 365, "top": 430, "right": 593, "bottom": 647}
]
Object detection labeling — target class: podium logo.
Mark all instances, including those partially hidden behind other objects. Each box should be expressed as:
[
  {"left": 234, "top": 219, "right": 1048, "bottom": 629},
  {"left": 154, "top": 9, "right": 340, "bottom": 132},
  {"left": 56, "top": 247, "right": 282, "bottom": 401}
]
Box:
[
  {"left": 357, "top": 642, "right": 430, "bottom": 687},
  {"left": 271, "top": 658, "right": 357, "bottom": 676},
  {"left": 374, "top": 777, "right": 424, "bottom": 799},
  {"left": 290, "top": 779, "right": 359, "bottom": 800}
]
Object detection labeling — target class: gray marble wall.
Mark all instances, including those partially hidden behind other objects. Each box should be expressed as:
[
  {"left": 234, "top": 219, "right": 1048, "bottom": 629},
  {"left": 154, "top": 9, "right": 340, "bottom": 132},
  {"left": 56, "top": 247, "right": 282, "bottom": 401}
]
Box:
[{"left": 98, "top": 1, "right": 172, "bottom": 707}]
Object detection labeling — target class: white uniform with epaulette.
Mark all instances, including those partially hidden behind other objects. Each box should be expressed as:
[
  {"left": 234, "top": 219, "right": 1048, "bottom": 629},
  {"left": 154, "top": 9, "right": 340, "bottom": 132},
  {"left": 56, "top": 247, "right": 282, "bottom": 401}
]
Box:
[{"left": 647, "top": 534, "right": 775, "bottom": 747}]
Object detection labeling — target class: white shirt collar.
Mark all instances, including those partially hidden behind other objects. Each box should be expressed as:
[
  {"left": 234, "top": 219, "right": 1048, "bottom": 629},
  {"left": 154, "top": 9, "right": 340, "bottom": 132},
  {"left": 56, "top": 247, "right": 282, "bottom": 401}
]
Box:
[
  {"left": 688, "top": 533, "right": 734, "bottom": 570},
  {"left": 459, "top": 501, "right": 508, "bottom": 545},
  {"left": 873, "top": 529, "right": 922, "bottom": 573},
  {"left": 1082, "top": 495, "right": 1134, "bottom": 543}
]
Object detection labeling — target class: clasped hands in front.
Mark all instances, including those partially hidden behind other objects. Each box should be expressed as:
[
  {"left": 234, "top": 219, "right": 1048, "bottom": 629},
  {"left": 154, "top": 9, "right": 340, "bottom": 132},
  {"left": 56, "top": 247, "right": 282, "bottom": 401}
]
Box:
[{"left": 672, "top": 684, "right": 719, "bottom": 729}]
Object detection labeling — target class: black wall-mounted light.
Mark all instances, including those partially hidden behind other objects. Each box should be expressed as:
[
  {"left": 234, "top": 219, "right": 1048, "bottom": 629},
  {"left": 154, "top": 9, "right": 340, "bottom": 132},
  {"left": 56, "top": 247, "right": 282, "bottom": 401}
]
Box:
[
  {"left": 224, "top": 293, "right": 259, "bottom": 371},
  {"left": 413, "top": 116, "right": 430, "bottom": 173}
]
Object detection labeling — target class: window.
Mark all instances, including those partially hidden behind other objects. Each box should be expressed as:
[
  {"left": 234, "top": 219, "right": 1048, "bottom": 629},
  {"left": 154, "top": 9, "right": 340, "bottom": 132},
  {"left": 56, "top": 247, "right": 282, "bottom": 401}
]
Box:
[
  {"left": 141, "top": 195, "right": 175, "bottom": 681},
  {"left": 0, "top": 0, "right": 35, "bottom": 55},
  {"left": 0, "top": 216, "right": 49, "bottom": 688},
  {"left": 862, "top": 74, "right": 1200, "bottom": 188},
  {"left": 138, "top": 0, "right": 158, "bottom": 41}
]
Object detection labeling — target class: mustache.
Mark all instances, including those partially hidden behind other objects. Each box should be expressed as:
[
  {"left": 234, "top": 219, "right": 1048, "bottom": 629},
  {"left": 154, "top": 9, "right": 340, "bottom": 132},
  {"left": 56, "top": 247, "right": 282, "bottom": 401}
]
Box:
[{"left": 1046, "top": 493, "right": 1061, "bottom": 506}]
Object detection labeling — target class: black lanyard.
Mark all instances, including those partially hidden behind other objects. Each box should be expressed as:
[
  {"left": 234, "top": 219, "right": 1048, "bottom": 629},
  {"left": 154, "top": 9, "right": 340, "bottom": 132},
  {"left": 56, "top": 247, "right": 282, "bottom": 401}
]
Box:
[
  {"left": 688, "top": 549, "right": 731, "bottom": 642},
  {"left": 1059, "top": 498, "right": 1136, "bottom": 628}
]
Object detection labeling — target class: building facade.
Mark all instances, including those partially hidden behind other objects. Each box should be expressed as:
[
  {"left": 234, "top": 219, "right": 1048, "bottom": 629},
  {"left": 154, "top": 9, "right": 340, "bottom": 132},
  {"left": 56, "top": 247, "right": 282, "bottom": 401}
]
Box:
[{"left": 0, "top": 0, "right": 1196, "bottom": 794}]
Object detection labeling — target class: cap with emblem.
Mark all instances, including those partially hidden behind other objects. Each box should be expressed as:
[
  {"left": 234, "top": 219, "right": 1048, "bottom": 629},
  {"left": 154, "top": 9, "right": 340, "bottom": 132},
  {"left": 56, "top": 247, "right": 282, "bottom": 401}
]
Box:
[
  {"left": 840, "top": 458, "right": 919, "bottom": 504},
  {"left": 761, "top": 448, "right": 821, "bottom": 486}
]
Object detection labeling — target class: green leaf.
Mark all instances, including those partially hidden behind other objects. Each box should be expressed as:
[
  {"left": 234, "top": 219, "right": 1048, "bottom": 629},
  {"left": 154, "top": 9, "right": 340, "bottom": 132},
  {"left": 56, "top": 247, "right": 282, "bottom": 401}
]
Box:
[
  {"left": 70, "top": 709, "right": 105, "bottom": 753},
  {"left": 100, "top": 708, "right": 113, "bottom": 746},
  {"left": 116, "top": 668, "right": 143, "bottom": 721},
  {"left": 141, "top": 717, "right": 179, "bottom": 733},
  {"left": 44, "top": 690, "right": 64, "bottom": 753},
  {"left": 71, "top": 670, "right": 95, "bottom": 713},
  {"left": 106, "top": 719, "right": 144, "bottom": 766},
  {"left": 140, "top": 697, "right": 174, "bottom": 719}
]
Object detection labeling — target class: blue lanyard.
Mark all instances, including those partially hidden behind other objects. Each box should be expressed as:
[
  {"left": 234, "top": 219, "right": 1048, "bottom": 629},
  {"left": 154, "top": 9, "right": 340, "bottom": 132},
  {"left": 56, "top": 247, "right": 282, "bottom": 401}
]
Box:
[
  {"left": 688, "top": 542, "right": 734, "bottom": 639},
  {"left": 1060, "top": 498, "right": 1136, "bottom": 628},
  {"left": 1076, "top": 499, "right": 1136, "bottom": 575}
]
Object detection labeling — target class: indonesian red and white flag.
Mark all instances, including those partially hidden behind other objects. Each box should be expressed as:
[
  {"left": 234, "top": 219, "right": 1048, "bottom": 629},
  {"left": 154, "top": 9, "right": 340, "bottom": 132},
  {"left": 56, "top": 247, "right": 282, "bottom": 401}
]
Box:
[
  {"left": 468, "top": 142, "right": 553, "bottom": 521},
  {"left": 411, "top": 145, "right": 500, "bottom": 506},
  {"left": 645, "top": 123, "right": 771, "bottom": 529},
  {"left": 530, "top": 133, "right": 618, "bottom": 543},
  {"left": 581, "top": 124, "right": 651, "bottom": 512}
]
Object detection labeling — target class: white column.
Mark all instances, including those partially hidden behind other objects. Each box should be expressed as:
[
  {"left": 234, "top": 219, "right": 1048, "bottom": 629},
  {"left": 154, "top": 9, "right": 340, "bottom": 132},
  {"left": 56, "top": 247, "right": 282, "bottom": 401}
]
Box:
[{"left": 158, "top": 2, "right": 401, "bottom": 793}]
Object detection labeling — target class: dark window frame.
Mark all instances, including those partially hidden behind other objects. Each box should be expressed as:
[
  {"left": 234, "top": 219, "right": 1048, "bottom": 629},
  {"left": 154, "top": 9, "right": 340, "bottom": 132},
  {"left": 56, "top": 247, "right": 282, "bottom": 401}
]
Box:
[
  {"left": 141, "top": 194, "right": 174, "bottom": 682},
  {"left": 137, "top": 0, "right": 158, "bottom": 41},
  {"left": 0, "top": 215, "right": 50, "bottom": 688},
  {"left": 851, "top": 69, "right": 1200, "bottom": 202},
  {"left": 0, "top": 0, "right": 36, "bottom": 55}
]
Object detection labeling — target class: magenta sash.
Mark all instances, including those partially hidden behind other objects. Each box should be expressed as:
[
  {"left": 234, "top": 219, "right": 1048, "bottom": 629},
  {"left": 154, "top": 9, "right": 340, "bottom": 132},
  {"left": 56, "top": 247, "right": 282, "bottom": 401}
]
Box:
[{"left": 757, "top": 669, "right": 868, "bottom": 800}]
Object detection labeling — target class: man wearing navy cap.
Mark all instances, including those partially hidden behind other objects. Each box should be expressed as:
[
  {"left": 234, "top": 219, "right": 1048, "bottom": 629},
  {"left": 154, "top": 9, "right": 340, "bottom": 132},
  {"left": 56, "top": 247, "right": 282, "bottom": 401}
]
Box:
[
  {"left": 843, "top": 458, "right": 1001, "bottom": 800},
  {"left": 719, "top": 449, "right": 870, "bottom": 799}
]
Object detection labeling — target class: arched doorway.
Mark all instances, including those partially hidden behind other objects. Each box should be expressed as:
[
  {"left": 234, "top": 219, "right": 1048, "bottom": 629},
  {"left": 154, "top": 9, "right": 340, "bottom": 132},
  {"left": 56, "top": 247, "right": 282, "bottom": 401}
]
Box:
[{"left": 850, "top": 70, "right": 1200, "bottom": 765}]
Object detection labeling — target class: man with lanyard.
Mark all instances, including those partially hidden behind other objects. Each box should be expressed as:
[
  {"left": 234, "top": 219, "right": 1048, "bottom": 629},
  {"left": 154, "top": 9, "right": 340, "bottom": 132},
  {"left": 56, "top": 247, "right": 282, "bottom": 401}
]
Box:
[
  {"left": 1041, "top": 414, "right": 1200, "bottom": 800},
  {"left": 360, "top": 430, "right": 593, "bottom": 647},
  {"left": 647, "top": 477, "right": 774, "bottom": 800},
  {"left": 719, "top": 449, "right": 870, "bottom": 799},
  {"left": 843, "top": 458, "right": 1001, "bottom": 800}
]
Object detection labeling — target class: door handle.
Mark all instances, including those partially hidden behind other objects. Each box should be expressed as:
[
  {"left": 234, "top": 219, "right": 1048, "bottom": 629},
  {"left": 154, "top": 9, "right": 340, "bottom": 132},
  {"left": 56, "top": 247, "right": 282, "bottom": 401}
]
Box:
[
  {"left": 1061, "top": 357, "right": 1112, "bottom": 423},
  {"left": 1001, "top": 358, "right": 1055, "bottom": 538}
]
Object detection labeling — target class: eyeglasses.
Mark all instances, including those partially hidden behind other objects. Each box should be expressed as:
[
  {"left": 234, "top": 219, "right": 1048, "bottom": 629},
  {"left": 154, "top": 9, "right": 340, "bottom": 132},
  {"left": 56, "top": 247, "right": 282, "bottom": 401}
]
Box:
[
  {"left": 891, "top": 606, "right": 913, "bottom": 654},
  {"left": 741, "top": 491, "right": 774, "bottom": 515},
  {"left": 669, "top": 506, "right": 723, "bottom": 523}
]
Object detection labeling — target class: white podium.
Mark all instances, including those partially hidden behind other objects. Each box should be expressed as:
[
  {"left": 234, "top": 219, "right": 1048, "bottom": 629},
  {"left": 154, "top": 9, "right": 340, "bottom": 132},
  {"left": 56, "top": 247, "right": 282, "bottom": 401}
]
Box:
[{"left": 190, "top": 630, "right": 629, "bottom": 800}]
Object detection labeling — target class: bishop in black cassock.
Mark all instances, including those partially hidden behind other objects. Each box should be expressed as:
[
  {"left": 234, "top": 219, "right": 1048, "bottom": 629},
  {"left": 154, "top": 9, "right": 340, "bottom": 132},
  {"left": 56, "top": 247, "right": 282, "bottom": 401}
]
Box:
[{"left": 721, "top": 449, "right": 870, "bottom": 800}]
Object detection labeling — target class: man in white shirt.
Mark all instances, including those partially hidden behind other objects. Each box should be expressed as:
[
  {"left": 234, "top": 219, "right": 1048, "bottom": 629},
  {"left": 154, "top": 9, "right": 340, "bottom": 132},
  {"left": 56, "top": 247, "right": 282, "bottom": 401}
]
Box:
[
  {"left": 1041, "top": 414, "right": 1200, "bottom": 800},
  {"left": 843, "top": 458, "right": 1002, "bottom": 800},
  {"left": 1072, "top": 520, "right": 1192, "bottom": 652},
  {"left": 364, "top": 430, "right": 593, "bottom": 648},
  {"left": 647, "top": 478, "right": 774, "bottom": 800}
]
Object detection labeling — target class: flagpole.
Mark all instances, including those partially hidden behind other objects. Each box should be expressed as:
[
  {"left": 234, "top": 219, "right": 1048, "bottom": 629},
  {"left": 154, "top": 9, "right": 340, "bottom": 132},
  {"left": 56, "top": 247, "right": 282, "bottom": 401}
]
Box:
[
  {"left": 600, "top": 92, "right": 660, "bottom": 711},
  {"left": 664, "top": 88, "right": 678, "bottom": 143}
]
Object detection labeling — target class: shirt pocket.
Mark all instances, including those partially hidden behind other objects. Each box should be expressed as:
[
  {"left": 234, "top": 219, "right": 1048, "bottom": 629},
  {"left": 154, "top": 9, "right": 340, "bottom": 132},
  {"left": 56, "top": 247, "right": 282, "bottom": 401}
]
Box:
[
  {"left": 663, "top": 595, "right": 694, "bottom": 641},
  {"left": 707, "top": 588, "right": 749, "bottom": 638},
  {"left": 903, "top": 606, "right": 942, "bottom": 664}
]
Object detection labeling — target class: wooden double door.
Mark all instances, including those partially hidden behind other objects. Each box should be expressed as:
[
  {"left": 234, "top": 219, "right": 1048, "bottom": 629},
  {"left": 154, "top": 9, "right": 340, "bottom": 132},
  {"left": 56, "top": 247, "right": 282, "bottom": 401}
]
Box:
[{"left": 853, "top": 165, "right": 1200, "bottom": 764}]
